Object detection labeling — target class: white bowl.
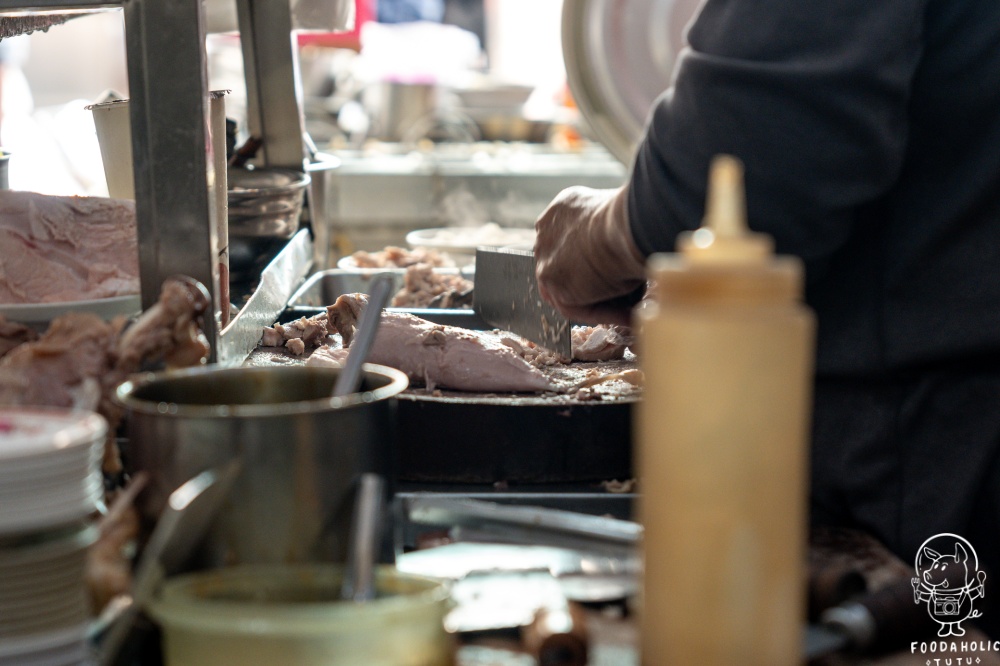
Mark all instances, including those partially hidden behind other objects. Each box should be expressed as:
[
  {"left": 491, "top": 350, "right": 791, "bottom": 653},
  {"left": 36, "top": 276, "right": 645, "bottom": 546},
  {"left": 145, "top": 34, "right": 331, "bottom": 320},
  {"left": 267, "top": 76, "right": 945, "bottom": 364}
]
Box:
[{"left": 405, "top": 224, "right": 536, "bottom": 256}]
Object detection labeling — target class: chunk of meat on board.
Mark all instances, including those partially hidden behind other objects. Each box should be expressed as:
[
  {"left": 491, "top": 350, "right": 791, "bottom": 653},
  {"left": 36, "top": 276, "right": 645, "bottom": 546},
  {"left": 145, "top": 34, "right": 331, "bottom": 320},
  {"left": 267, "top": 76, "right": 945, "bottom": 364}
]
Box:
[{"left": 313, "top": 293, "right": 554, "bottom": 393}]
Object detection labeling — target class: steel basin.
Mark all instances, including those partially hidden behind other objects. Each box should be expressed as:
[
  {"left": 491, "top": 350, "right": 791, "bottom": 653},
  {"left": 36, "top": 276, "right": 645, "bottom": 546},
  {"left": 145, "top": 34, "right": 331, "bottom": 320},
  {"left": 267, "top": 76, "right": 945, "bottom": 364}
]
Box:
[
  {"left": 116, "top": 364, "right": 408, "bottom": 567},
  {"left": 227, "top": 167, "right": 310, "bottom": 240}
]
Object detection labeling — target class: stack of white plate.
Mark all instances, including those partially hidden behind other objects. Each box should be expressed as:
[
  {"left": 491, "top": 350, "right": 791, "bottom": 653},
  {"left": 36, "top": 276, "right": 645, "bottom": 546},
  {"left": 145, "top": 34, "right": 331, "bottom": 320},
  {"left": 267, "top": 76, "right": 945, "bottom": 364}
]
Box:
[
  {"left": 0, "top": 407, "right": 107, "bottom": 665},
  {"left": 0, "top": 625, "right": 92, "bottom": 666}
]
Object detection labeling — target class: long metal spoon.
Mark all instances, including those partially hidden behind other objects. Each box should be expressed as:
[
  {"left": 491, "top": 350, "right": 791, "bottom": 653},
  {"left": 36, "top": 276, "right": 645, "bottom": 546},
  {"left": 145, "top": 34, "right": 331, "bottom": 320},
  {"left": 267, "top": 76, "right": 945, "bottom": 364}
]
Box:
[
  {"left": 99, "top": 460, "right": 241, "bottom": 665},
  {"left": 340, "top": 473, "right": 386, "bottom": 602},
  {"left": 330, "top": 274, "right": 393, "bottom": 602},
  {"left": 332, "top": 272, "right": 395, "bottom": 397}
]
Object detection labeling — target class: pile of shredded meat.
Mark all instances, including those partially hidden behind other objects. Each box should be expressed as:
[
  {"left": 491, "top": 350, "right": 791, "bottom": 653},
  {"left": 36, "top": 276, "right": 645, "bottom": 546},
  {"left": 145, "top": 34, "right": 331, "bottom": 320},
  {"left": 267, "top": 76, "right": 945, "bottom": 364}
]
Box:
[
  {"left": 0, "top": 190, "right": 138, "bottom": 303},
  {"left": 347, "top": 246, "right": 454, "bottom": 269},
  {"left": 391, "top": 263, "right": 474, "bottom": 309},
  {"left": 499, "top": 325, "right": 632, "bottom": 366},
  {"left": 0, "top": 276, "right": 211, "bottom": 472},
  {"left": 260, "top": 314, "right": 332, "bottom": 356}
]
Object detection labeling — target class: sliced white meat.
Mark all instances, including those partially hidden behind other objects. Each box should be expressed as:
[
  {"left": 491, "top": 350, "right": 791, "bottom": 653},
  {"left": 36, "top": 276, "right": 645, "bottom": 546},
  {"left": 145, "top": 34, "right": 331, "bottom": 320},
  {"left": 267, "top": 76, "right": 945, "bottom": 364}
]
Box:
[
  {"left": 314, "top": 293, "right": 554, "bottom": 393},
  {"left": 0, "top": 191, "right": 138, "bottom": 303}
]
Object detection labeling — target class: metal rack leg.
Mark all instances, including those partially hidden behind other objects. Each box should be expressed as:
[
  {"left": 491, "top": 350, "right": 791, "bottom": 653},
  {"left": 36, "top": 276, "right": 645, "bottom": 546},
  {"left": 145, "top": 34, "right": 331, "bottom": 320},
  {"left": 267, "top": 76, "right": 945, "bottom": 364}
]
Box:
[{"left": 125, "top": 0, "right": 220, "bottom": 358}]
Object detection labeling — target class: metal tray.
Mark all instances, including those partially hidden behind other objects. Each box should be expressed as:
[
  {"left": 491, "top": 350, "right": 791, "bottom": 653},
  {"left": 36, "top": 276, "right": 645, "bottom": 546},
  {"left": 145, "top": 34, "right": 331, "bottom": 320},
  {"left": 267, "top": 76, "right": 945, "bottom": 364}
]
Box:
[
  {"left": 287, "top": 267, "right": 475, "bottom": 306},
  {"left": 283, "top": 267, "right": 487, "bottom": 328}
]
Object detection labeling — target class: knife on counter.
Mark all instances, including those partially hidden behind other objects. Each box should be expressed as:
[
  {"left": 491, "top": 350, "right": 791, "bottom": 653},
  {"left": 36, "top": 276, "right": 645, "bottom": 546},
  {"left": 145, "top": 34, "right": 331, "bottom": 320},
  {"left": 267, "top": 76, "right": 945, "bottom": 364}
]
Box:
[{"left": 473, "top": 247, "right": 573, "bottom": 358}]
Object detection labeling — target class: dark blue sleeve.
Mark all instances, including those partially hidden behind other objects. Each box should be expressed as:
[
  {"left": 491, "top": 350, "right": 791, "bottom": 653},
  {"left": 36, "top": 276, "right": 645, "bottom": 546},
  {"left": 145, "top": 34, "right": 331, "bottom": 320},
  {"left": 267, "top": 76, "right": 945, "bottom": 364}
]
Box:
[{"left": 628, "top": 0, "right": 927, "bottom": 273}]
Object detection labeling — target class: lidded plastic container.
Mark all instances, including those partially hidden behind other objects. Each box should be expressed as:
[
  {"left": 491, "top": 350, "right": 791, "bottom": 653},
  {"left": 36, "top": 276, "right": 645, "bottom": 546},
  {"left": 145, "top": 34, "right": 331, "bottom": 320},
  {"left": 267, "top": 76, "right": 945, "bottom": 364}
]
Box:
[
  {"left": 636, "top": 155, "right": 816, "bottom": 664},
  {"left": 149, "top": 564, "right": 454, "bottom": 666}
]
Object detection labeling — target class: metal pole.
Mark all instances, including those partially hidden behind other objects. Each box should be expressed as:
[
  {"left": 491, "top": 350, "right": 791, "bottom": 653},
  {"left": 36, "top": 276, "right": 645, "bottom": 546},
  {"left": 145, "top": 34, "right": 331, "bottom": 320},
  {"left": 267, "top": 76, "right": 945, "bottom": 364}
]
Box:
[
  {"left": 236, "top": 0, "right": 330, "bottom": 270},
  {"left": 236, "top": 0, "right": 306, "bottom": 170},
  {"left": 124, "top": 0, "right": 219, "bottom": 358}
]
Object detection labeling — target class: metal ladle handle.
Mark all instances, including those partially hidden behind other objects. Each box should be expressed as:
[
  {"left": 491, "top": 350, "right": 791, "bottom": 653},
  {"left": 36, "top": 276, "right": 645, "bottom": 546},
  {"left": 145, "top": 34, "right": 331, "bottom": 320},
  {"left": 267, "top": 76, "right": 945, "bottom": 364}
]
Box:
[
  {"left": 341, "top": 473, "right": 386, "bottom": 602},
  {"left": 332, "top": 273, "right": 395, "bottom": 398}
]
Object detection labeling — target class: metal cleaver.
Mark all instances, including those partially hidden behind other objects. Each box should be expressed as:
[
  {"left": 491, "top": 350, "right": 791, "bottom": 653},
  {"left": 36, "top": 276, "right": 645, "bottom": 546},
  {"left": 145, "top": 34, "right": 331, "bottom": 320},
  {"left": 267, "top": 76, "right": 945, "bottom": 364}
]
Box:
[{"left": 474, "top": 247, "right": 573, "bottom": 357}]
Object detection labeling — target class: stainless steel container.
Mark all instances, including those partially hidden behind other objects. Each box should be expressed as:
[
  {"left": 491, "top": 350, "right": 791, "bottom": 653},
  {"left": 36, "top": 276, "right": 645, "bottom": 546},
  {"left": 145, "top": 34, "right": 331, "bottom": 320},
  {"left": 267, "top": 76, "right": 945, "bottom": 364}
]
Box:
[
  {"left": 364, "top": 81, "right": 439, "bottom": 142},
  {"left": 116, "top": 364, "right": 408, "bottom": 567},
  {"left": 227, "top": 167, "right": 310, "bottom": 241},
  {"left": 150, "top": 565, "right": 453, "bottom": 666},
  {"left": 227, "top": 167, "right": 311, "bottom": 281}
]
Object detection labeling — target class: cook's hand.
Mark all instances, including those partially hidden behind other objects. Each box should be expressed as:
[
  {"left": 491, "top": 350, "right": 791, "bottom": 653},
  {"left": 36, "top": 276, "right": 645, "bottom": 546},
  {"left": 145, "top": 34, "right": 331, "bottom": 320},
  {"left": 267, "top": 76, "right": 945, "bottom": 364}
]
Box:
[{"left": 534, "top": 185, "right": 646, "bottom": 326}]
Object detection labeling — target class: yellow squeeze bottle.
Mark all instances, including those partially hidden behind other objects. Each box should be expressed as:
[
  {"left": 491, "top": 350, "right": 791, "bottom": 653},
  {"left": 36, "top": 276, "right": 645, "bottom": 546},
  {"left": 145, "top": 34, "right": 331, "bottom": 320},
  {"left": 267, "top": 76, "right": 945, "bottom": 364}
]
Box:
[{"left": 636, "top": 155, "right": 816, "bottom": 664}]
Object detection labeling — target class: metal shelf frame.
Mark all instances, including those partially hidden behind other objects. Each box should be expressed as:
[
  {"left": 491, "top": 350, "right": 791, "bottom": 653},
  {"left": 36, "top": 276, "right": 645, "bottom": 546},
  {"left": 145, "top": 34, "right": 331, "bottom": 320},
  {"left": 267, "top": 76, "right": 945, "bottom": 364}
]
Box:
[{"left": 0, "top": 0, "right": 318, "bottom": 364}]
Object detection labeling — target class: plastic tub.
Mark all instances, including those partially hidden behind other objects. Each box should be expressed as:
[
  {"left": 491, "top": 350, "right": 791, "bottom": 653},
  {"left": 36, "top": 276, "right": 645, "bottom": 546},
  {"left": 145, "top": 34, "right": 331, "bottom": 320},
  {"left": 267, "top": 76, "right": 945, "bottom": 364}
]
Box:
[{"left": 150, "top": 564, "right": 453, "bottom": 666}]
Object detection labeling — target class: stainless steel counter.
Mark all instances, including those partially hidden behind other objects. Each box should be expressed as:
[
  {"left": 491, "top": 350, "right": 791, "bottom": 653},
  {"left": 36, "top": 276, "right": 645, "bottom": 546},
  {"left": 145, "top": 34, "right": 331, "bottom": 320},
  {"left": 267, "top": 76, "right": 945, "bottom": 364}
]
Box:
[{"left": 315, "top": 144, "right": 628, "bottom": 252}]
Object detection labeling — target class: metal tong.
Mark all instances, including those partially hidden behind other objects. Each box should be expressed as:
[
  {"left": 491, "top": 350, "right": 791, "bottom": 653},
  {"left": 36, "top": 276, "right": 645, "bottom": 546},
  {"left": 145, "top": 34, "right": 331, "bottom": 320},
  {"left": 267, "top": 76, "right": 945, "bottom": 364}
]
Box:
[{"left": 405, "top": 496, "right": 640, "bottom": 559}]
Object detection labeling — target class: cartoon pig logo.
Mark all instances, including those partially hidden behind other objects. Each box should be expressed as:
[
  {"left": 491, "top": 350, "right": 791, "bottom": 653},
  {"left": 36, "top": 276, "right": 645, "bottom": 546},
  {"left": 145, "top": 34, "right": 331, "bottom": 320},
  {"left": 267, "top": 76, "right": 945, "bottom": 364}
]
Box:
[{"left": 912, "top": 533, "right": 986, "bottom": 637}]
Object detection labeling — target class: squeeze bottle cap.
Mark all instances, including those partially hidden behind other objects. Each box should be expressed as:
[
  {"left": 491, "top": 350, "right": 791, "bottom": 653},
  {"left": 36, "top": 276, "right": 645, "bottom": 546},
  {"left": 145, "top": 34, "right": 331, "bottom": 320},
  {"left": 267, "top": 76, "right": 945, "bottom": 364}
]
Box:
[{"left": 676, "top": 155, "right": 774, "bottom": 263}]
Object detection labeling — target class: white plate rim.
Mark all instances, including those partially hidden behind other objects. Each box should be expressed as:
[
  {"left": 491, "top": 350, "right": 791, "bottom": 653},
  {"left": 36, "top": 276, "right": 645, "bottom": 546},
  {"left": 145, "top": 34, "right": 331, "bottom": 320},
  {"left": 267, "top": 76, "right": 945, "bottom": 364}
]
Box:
[
  {"left": 0, "top": 408, "right": 106, "bottom": 462},
  {"left": 0, "top": 622, "right": 88, "bottom": 658},
  {"left": 405, "top": 226, "right": 536, "bottom": 252},
  {"left": 0, "top": 294, "right": 141, "bottom": 324}
]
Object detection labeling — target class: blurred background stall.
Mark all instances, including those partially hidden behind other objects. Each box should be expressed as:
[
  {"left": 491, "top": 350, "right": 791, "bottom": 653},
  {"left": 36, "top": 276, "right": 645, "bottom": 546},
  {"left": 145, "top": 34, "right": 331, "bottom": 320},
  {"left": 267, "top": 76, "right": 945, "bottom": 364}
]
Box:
[{"left": 2, "top": 0, "right": 627, "bottom": 261}]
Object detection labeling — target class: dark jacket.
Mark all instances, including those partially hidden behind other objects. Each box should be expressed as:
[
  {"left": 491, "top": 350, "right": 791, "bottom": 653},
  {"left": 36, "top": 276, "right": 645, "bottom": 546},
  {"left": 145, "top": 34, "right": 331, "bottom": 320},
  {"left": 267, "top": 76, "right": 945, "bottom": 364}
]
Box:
[
  {"left": 626, "top": 0, "right": 1000, "bottom": 629},
  {"left": 629, "top": 0, "right": 1000, "bottom": 377}
]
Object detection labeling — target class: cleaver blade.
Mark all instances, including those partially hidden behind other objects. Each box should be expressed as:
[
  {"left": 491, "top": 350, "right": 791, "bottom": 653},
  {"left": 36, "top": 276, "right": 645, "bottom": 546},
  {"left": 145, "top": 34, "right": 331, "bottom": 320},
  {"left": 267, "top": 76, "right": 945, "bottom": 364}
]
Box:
[{"left": 474, "top": 247, "right": 573, "bottom": 358}]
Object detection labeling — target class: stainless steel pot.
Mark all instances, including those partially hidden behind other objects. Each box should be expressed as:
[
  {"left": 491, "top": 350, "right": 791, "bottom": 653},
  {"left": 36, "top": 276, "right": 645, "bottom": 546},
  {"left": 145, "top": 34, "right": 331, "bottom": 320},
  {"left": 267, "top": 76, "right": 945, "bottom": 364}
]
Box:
[
  {"left": 363, "top": 81, "right": 439, "bottom": 142},
  {"left": 227, "top": 167, "right": 310, "bottom": 240},
  {"left": 116, "top": 364, "right": 408, "bottom": 567}
]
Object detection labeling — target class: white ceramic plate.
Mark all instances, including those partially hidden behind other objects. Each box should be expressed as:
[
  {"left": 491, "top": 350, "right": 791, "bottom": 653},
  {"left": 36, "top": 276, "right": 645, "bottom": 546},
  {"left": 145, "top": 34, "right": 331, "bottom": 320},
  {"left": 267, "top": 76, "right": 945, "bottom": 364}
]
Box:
[
  {"left": 0, "top": 477, "right": 102, "bottom": 533},
  {"left": 334, "top": 257, "right": 408, "bottom": 271},
  {"left": 0, "top": 623, "right": 89, "bottom": 661},
  {"left": 0, "top": 444, "right": 97, "bottom": 476},
  {"left": 0, "top": 294, "right": 141, "bottom": 328},
  {"left": 0, "top": 408, "right": 106, "bottom": 462}
]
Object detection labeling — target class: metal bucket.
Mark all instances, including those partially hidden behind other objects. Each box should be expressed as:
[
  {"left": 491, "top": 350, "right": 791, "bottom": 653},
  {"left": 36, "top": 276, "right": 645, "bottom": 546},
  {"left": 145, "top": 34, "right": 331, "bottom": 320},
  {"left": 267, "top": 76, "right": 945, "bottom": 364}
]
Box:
[
  {"left": 227, "top": 168, "right": 310, "bottom": 241},
  {"left": 116, "top": 364, "right": 408, "bottom": 567},
  {"left": 227, "top": 167, "right": 311, "bottom": 280}
]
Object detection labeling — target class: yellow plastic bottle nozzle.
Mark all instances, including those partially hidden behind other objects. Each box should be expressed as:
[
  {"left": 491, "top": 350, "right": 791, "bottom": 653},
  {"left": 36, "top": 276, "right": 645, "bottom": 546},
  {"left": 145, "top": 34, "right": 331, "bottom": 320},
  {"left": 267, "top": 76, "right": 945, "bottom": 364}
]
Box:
[{"left": 675, "top": 155, "right": 774, "bottom": 263}]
